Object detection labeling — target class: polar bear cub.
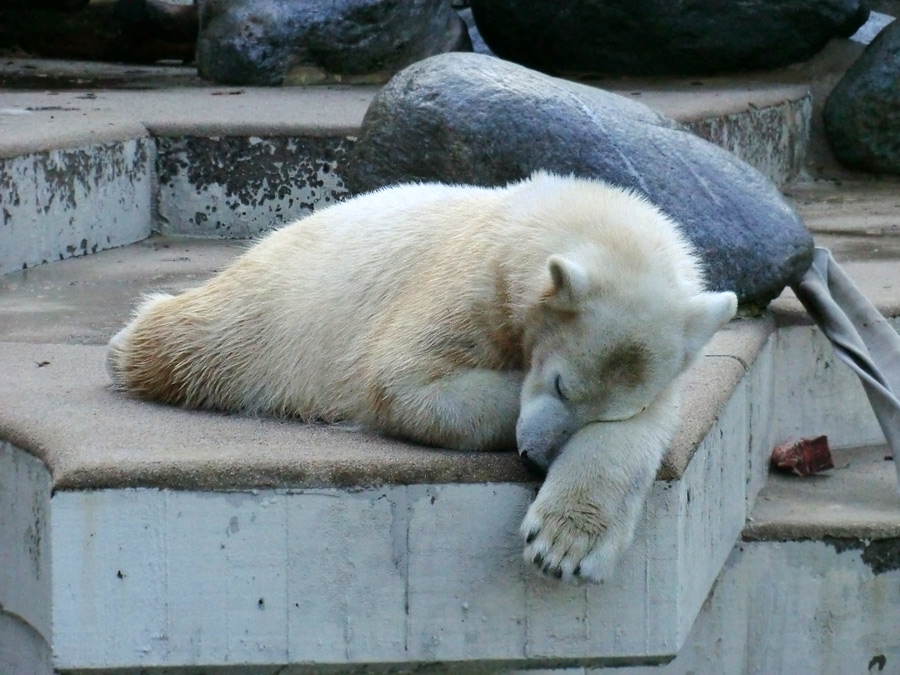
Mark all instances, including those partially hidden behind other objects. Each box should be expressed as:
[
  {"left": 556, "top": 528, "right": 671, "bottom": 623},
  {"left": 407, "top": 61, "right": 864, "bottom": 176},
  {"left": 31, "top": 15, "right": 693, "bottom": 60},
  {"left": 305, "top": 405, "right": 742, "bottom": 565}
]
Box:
[{"left": 107, "top": 172, "right": 736, "bottom": 583}]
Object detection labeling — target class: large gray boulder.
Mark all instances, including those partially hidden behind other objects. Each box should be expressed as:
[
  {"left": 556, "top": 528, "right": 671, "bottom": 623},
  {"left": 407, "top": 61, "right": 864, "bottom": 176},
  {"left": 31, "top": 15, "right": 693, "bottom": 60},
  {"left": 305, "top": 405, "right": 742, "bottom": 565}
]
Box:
[
  {"left": 196, "top": 0, "right": 471, "bottom": 86},
  {"left": 470, "top": 0, "right": 869, "bottom": 76},
  {"left": 346, "top": 53, "right": 814, "bottom": 308},
  {"left": 824, "top": 18, "right": 900, "bottom": 175}
]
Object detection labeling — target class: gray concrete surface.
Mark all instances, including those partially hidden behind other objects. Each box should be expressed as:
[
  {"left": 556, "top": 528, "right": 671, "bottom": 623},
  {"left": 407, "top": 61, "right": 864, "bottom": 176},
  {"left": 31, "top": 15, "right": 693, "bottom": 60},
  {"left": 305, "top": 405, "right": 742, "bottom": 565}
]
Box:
[
  {"left": 774, "top": 179, "right": 900, "bottom": 320},
  {"left": 0, "top": 235, "right": 752, "bottom": 489},
  {"left": 1, "top": 53, "right": 899, "bottom": 674},
  {"left": 1, "top": 177, "right": 899, "bottom": 494},
  {"left": 745, "top": 444, "right": 900, "bottom": 540},
  {"left": 0, "top": 86, "right": 377, "bottom": 158}
]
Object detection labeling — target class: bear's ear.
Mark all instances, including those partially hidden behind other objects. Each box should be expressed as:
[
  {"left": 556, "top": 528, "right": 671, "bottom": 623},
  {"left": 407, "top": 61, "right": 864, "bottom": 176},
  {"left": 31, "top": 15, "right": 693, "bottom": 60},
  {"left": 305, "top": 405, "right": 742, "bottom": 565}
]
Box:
[
  {"left": 543, "top": 255, "right": 590, "bottom": 310},
  {"left": 682, "top": 291, "right": 738, "bottom": 365}
]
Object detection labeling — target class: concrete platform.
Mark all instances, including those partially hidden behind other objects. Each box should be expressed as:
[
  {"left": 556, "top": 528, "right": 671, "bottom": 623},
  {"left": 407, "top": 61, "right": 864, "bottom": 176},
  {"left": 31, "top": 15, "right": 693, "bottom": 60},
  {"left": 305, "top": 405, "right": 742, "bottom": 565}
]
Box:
[
  {"left": 2, "top": 181, "right": 898, "bottom": 674},
  {"left": 0, "top": 238, "right": 769, "bottom": 670},
  {"left": 0, "top": 57, "right": 811, "bottom": 274},
  {"left": 745, "top": 444, "right": 900, "bottom": 541},
  {"left": 1, "top": 54, "right": 899, "bottom": 674}
]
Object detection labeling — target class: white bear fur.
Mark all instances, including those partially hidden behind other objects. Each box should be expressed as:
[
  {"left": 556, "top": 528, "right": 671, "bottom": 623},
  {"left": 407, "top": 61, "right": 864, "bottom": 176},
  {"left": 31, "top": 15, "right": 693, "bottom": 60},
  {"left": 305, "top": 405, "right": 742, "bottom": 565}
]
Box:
[{"left": 107, "top": 172, "right": 736, "bottom": 583}]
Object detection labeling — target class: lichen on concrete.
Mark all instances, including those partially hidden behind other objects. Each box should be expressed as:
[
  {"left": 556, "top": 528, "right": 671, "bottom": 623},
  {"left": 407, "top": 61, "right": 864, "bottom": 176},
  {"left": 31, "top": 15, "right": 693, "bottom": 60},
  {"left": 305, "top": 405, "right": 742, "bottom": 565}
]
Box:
[
  {"left": 0, "top": 139, "right": 153, "bottom": 275},
  {"left": 685, "top": 95, "right": 811, "bottom": 186},
  {"left": 824, "top": 535, "right": 900, "bottom": 575},
  {"left": 155, "top": 135, "right": 353, "bottom": 238}
]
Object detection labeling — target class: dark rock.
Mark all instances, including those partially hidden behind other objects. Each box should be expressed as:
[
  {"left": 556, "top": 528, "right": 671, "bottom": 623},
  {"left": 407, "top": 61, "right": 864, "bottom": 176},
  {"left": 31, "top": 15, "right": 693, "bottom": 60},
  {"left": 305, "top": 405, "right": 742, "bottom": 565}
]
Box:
[
  {"left": 470, "top": 0, "right": 869, "bottom": 76},
  {"left": 196, "top": 0, "right": 471, "bottom": 86},
  {"left": 0, "top": 0, "right": 196, "bottom": 63},
  {"left": 346, "top": 53, "right": 814, "bottom": 308},
  {"left": 4, "top": 0, "right": 89, "bottom": 9},
  {"left": 824, "top": 19, "right": 900, "bottom": 174}
]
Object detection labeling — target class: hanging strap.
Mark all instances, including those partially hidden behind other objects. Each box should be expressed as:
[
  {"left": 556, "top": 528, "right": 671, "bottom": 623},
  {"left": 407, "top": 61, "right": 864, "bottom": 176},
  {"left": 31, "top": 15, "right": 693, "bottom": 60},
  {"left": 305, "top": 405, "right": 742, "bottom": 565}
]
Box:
[{"left": 791, "top": 247, "right": 900, "bottom": 490}]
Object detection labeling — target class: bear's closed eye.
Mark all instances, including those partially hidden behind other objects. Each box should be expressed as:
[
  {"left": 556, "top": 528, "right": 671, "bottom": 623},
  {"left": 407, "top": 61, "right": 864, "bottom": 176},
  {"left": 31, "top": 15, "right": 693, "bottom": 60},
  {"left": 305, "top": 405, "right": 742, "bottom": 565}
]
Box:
[{"left": 554, "top": 373, "right": 568, "bottom": 400}]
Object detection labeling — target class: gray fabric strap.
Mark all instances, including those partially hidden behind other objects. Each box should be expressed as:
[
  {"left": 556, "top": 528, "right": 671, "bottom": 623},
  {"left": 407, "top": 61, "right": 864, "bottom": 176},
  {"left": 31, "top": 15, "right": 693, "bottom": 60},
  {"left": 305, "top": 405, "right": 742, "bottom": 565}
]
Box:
[{"left": 791, "top": 247, "right": 900, "bottom": 489}]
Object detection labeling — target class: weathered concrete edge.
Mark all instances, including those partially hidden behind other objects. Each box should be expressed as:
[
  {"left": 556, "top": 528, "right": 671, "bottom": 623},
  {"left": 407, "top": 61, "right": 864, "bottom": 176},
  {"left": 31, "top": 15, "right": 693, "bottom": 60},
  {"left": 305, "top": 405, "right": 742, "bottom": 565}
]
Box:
[
  {"left": 661, "top": 315, "right": 776, "bottom": 480},
  {"left": 0, "top": 138, "right": 155, "bottom": 276},
  {"left": 743, "top": 522, "right": 900, "bottom": 543},
  {"left": 144, "top": 121, "right": 364, "bottom": 139},
  {"left": 0, "top": 119, "right": 149, "bottom": 161},
  {"left": 0, "top": 318, "right": 768, "bottom": 492},
  {"left": 0, "top": 442, "right": 52, "bottom": 669},
  {"left": 684, "top": 93, "right": 811, "bottom": 185}
]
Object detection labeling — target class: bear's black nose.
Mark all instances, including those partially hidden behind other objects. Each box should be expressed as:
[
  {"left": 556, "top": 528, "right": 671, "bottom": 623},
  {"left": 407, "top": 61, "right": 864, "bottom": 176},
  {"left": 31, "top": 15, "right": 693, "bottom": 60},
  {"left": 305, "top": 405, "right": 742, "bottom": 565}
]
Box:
[{"left": 519, "top": 450, "right": 549, "bottom": 477}]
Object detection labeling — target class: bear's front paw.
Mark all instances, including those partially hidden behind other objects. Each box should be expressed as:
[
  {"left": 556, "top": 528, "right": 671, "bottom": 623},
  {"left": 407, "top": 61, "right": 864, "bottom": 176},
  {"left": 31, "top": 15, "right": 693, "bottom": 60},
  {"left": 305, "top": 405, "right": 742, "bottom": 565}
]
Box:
[
  {"left": 520, "top": 484, "right": 624, "bottom": 584},
  {"left": 518, "top": 410, "right": 673, "bottom": 584}
]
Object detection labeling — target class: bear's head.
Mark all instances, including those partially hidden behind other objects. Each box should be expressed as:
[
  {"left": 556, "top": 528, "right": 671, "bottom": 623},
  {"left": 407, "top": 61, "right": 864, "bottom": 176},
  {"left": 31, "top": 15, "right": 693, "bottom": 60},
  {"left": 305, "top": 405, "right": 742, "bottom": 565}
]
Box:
[{"left": 516, "top": 252, "right": 737, "bottom": 474}]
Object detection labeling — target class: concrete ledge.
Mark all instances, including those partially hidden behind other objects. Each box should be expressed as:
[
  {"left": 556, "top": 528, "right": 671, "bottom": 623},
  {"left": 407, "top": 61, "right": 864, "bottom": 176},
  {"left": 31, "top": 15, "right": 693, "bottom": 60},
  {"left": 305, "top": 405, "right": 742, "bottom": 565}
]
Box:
[
  {"left": 0, "top": 369, "right": 756, "bottom": 670},
  {"left": 744, "top": 445, "right": 900, "bottom": 542},
  {"left": 0, "top": 236, "right": 761, "bottom": 489},
  {"left": 2, "top": 64, "right": 898, "bottom": 672},
  {"left": 43, "top": 470, "right": 736, "bottom": 670},
  {"left": 156, "top": 136, "right": 353, "bottom": 237},
  {"left": 0, "top": 235, "right": 770, "bottom": 669},
  {"left": 0, "top": 332, "right": 759, "bottom": 493},
  {"left": 0, "top": 138, "right": 154, "bottom": 275}
]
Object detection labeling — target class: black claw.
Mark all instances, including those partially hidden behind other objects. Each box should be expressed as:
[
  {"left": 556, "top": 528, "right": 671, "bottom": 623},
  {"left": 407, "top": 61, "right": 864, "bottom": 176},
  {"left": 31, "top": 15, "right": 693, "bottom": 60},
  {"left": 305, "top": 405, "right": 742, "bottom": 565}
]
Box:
[
  {"left": 542, "top": 563, "right": 552, "bottom": 575},
  {"left": 553, "top": 567, "right": 563, "bottom": 579},
  {"left": 533, "top": 553, "right": 544, "bottom": 566},
  {"left": 573, "top": 564, "right": 581, "bottom": 577},
  {"left": 525, "top": 530, "right": 538, "bottom": 544}
]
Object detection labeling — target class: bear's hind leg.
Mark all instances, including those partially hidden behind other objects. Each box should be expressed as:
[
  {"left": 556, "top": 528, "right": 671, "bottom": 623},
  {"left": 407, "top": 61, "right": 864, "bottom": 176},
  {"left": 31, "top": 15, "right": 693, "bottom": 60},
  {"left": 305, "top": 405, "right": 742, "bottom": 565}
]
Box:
[{"left": 370, "top": 369, "right": 523, "bottom": 452}]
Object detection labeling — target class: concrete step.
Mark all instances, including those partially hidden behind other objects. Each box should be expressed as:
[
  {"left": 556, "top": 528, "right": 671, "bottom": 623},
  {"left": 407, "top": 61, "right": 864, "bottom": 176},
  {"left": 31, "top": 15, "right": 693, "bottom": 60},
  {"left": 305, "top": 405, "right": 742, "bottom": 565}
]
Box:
[
  {"left": 2, "top": 179, "right": 899, "bottom": 672},
  {"left": 1, "top": 54, "right": 898, "bottom": 673},
  {"left": 0, "top": 233, "right": 772, "bottom": 672},
  {"left": 604, "top": 443, "right": 900, "bottom": 675},
  {"left": 745, "top": 444, "right": 900, "bottom": 542},
  {"left": 1, "top": 57, "right": 810, "bottom": 276}
]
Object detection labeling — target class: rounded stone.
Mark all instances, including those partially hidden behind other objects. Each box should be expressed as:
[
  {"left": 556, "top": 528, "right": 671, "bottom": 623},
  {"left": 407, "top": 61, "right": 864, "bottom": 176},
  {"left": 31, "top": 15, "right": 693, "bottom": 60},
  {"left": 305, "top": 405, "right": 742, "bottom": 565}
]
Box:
[
  {"left": 824, "top": 19, "right": 900, "bottom": 175},
  {"left": 196, "top": 0, "right": 471, "bottom": 86},
  {"left": 470, "top": 0, "right": 869, "bottom": 76},
  {"left": 345, "top": 53, "right": 814, "bottom": 308}
]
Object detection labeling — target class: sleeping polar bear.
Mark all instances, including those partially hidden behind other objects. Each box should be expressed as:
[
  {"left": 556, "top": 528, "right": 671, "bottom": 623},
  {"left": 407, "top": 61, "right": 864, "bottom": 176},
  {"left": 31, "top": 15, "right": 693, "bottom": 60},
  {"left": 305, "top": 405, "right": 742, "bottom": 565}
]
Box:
[{"left": 107, "top": 172, "right": 737, "bottom": 582}]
